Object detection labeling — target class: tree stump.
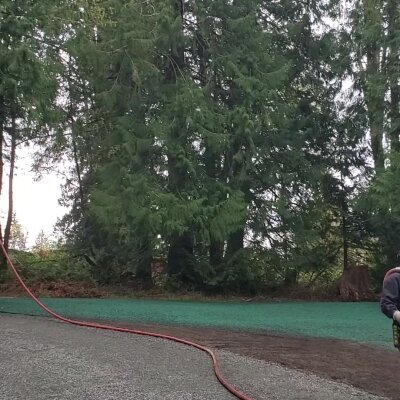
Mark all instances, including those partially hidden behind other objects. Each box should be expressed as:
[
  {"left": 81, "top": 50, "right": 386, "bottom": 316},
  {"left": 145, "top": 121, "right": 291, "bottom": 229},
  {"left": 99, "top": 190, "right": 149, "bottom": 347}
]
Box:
[{"left": 339, "top": 264, "right": 375, "bottom": 301}]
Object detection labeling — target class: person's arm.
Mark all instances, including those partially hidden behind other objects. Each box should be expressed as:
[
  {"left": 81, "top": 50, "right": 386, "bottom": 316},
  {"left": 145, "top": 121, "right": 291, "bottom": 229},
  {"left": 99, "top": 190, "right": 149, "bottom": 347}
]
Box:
[{"left": 380, "top": 273, "right": 400, "bottom": 322}]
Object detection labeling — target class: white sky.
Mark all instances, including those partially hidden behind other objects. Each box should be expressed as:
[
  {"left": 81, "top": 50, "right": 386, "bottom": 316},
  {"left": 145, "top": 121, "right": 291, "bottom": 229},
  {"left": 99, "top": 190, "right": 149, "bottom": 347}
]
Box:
[{"left": 0, "top": 145, "right": 69, "bottom": 247}]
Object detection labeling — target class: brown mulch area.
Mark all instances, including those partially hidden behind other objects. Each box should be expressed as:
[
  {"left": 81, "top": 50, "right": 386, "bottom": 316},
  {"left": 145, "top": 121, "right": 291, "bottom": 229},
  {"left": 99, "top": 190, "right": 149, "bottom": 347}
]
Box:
[
  {"left": 102, "top": 320, "right": 400, "bottom": 400},
  {"left": 0, "top": 282, "right": 105, "bottom": 298}
]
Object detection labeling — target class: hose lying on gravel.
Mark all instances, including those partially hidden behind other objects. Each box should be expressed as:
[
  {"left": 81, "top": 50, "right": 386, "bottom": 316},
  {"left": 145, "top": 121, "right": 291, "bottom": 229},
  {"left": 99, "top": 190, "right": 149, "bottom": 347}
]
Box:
[{"left": 0, "top": 240, "right": 254, "bottom": 400}]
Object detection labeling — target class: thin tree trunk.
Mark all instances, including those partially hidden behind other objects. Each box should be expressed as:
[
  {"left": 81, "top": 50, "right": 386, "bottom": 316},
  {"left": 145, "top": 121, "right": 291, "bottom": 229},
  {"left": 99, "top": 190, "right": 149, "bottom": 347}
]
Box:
[
  {"left": 67, "top": 61, "right": 85, "bottom": 208},
  {"left": 388, "top": 0, "right": 400, "bottom": 152},
  {"left": 342, "top": 211, "right": 349, "bottom": 272},
  {"left": 204, "top": 148, "right": 224, "bottom": 266},
  {"left": 363, "top": 0, "right": 385, "bottom": 171},
  {"left": 340, "top": 169, "right": 349, "bottom": 272},
  {"left": 4, "top": 115, "right": 17, "bottom": 251},
  {"left": 224, "top": 174, "right": 248, "bottom": 261},
  {"left": 370, "top": 124, "right": 384, "bottom": 170},
  {"left": 71, "top": 127, "right": 84, "bottom": 206},
  {"left": 223, "top": 136, "right": 247, "bottom": 260},
  {"left": 0, "top": 96, "right": 4, "bottom": 244}
]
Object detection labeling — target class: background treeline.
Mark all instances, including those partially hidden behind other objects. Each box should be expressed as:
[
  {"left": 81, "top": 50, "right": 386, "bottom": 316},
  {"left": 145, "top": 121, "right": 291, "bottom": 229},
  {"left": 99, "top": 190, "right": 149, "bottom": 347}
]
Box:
[{"left": 1, "top": 0, "right": 399, "bottom": 296}]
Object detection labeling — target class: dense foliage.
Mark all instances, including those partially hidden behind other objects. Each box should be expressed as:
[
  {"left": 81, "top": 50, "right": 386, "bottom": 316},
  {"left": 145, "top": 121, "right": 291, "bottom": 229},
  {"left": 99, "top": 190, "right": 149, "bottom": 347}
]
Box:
[{"left": 1, "top": 0, "right": 400, "bottom": 294}]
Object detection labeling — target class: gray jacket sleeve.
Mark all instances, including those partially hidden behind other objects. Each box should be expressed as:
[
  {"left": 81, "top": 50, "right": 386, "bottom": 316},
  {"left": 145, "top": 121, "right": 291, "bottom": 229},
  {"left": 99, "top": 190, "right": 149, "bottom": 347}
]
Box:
[{"left": 380, "top": 272, "right": 400, "bottom": 319}]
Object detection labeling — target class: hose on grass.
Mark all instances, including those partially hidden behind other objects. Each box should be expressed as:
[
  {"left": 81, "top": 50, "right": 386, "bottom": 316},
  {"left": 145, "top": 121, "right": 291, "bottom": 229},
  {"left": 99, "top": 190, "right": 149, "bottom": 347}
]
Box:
[{"left": 0, "top": 240, "right": 253, "bottom": 400}]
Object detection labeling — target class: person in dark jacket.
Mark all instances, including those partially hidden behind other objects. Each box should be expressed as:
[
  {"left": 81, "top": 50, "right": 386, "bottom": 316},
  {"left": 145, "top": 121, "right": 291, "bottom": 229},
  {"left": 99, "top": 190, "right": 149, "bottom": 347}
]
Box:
[{"left": 380, "top": 267, "right": 400, "bottom": 325}]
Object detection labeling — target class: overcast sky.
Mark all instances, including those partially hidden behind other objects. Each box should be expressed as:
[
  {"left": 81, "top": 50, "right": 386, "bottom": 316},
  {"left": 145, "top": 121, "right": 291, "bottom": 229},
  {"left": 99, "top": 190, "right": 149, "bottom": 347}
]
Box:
[{"left": 0, "top": 145, "right": 69, "bottom": 247}]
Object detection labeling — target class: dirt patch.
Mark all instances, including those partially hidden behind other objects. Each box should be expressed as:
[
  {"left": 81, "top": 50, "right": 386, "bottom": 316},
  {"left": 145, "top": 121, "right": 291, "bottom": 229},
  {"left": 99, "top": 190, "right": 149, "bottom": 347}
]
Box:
[{"left": 101, "top": 320, "right": 399, "bottom": 400}]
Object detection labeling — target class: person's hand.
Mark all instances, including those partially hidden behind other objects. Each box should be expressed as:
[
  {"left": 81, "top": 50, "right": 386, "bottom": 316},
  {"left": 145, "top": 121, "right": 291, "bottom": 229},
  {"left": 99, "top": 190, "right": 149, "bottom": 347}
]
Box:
[{"left": 393, "top": 311, "right": 400, "bottom": 325}]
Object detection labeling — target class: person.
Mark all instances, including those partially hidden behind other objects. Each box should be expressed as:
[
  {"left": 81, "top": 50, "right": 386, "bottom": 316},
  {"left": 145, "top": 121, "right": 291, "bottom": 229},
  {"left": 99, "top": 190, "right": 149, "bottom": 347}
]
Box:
[{"left": 380, "top": 266, "right": 400, "bottom": 325}]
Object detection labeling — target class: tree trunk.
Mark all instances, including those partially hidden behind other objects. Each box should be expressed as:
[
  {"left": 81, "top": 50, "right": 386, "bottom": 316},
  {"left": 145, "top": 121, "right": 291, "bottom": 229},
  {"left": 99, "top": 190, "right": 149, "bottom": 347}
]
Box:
[
  {"left": 284, "top": 269, "right": 298, "bottom": 286},
  {"left": 166, "top": 0, "right": 195, "bottom": 278},
  {"left": 71, "top": 125, "right": 84, "bottom": 206},
  {"left": 167, "top": 232, "right": 195, "bottom": 280},
  {"left": 0, "top": 96, "right": 4, "bottom": 244},
  {"left": 388, "top": 0, "right": 400, "bottom": 153},
  {"left": 204, "top": 134, "right": 224, "bottom": 267},
  {"left": 339, "top": 265, "right": 374, "bottom": 301},
  {"left": 223, "top": 137, "right": 248, "bottom": 261},
  {"left": 342, "top": 210, "right": 349, "bottom": 272},
  {"left": 67, "top": 61, "right": 85, "bottom": 209},
  {"left": 134, "top": 240, "right": 153, "bottom": 287},
  {"left": 210, "top": 240, "right": 224, "bottom": 267},
  {"left": 370, "top": 124, "right": 384, "bottom": 170},
  {"left": 363, "top": 0, "right": 385, "bottom": 171},
  {"left": 226, "top": 227, "right": 245, "bottom": 259},
  {"left": 4, "top": 115, "right": 17, "bottom": 251},
  {"left": 196, "top": 20, "right": 224, "bottom": 268}
]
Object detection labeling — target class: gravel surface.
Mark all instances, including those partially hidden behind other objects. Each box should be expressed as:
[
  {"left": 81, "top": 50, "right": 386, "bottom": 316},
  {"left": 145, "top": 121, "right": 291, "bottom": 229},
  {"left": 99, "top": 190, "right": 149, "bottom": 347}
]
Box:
[
  {"left": 217, "top": 352, "right": 388, "bottom": 400},
  {"left": 0, "top": 314, "right": 388, "bottom": 400}
]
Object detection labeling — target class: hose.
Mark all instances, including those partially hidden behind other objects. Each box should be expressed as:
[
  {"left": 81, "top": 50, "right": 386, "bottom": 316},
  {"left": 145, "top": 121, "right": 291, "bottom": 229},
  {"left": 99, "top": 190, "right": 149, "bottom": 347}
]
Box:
[{"left": 0, "top": 241, "right": 253, "bottom": 400}]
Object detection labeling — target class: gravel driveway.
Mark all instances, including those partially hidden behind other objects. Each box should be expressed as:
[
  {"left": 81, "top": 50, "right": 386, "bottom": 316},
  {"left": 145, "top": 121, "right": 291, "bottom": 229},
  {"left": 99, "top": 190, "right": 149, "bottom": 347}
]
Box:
[{"left": 0, "top": 314, "right": 388, "bottom": 400}]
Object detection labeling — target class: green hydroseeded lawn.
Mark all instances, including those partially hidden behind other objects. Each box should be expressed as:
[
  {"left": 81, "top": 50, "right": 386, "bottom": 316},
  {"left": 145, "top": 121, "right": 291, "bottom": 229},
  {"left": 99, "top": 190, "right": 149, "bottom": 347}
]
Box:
[{"left": 0, "top": 297, "right": 393, "bottom": 348}]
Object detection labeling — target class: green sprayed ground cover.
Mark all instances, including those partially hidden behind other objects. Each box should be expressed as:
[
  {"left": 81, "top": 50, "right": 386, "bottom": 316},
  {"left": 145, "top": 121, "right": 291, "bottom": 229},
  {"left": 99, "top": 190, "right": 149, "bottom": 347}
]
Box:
[{"left": 0, "top": 297, "right": 392, "bottom": 348}]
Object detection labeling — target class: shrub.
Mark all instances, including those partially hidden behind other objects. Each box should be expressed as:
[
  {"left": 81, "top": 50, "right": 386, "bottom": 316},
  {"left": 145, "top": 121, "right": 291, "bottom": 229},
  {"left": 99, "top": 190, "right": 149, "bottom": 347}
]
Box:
[{"left": 4, "top": 249, "right": 93, "bottom": 284}]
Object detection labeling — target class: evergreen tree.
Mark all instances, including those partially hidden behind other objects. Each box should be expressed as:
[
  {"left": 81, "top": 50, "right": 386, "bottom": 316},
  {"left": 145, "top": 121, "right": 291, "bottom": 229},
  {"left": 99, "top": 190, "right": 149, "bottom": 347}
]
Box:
[
  {"left": 34, "top": 0, "right": 373, "bottom": 291},
  {"left": 9, "top": 214, "right": 27, "bottom": 251},
  {"left": 0, "top": 1, "right": 61, "bottom": 251},
  {"left": 350, "top": 0, "right": 400, "bottom": 271}
]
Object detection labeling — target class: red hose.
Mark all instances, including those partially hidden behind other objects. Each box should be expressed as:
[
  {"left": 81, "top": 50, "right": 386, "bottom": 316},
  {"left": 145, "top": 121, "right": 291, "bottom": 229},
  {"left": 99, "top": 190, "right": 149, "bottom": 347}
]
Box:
[{"left": 0, "top": 241, "right": 253, "bottom": 400}]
